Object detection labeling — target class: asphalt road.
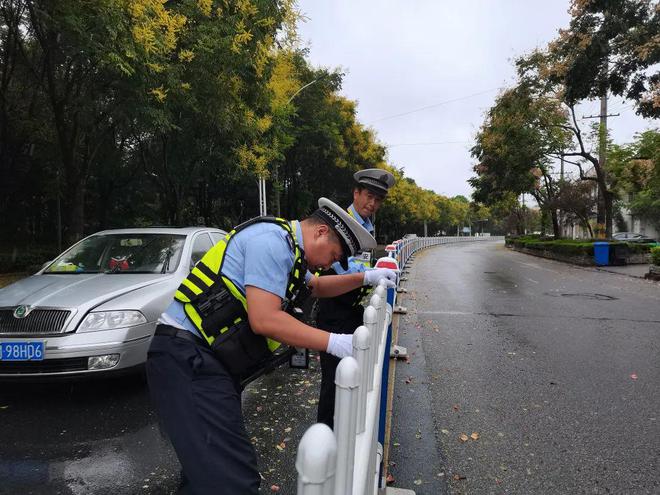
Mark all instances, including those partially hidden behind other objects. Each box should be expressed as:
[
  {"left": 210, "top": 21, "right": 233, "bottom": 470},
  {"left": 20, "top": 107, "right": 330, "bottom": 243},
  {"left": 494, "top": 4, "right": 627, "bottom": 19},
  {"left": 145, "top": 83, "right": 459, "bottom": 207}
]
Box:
[
  {"left": 389, "top": 240, "right": 660, "bottom": 494},
  {"left": 2, "top": 240, "right": 658, "bottom": 494},
  {"left": 0, "top": 355, "right": 322, "bottom": 494}
]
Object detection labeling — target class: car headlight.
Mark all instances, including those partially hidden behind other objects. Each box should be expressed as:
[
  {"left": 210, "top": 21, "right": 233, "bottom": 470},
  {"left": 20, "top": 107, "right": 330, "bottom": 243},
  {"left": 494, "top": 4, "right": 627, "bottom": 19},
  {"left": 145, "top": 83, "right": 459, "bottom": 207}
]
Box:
[{"left": 79, "top": 311, "right": 147, "bottom": 331}]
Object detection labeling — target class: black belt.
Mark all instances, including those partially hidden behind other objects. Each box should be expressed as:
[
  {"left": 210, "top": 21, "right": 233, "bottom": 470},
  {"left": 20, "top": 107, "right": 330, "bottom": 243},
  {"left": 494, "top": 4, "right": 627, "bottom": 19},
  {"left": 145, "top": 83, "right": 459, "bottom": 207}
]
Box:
[{"left": 155, "top": 324, "right": 206, "bottom": 346}]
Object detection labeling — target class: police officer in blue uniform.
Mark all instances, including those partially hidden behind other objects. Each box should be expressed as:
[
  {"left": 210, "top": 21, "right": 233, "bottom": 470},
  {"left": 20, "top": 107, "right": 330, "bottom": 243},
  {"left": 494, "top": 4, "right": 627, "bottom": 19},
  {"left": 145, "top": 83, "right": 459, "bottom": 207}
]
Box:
[
  {"left": 147, "top": 198, "right": 397, "bottom": 495},
  {"left": 316, "top": 169, "right": 396, "bottom": 428}
]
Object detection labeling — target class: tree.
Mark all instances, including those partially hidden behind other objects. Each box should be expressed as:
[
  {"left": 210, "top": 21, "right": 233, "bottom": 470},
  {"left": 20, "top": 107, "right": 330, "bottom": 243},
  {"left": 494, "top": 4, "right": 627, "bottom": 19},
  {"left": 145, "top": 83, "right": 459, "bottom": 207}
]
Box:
[
  {"left": 470, "top": 84, "right": 571, "bottom": 237},
  {"left": 544, "top": 0, "right": 659, "bottom": 118},
  {"left": 488, "top": 193, "right": 528, "bottom": 235},
  {"left": 608, "top": 129, "right": 660, "bottom": 229},
  {"left": 2, "top": 0, "right": 462, "bottom": 260},
  {"left": 555, "top": 179, "right": 597, "bottom": 237},
  {"left": 514, "top": 0, "right": 659, "bottom": 237}
]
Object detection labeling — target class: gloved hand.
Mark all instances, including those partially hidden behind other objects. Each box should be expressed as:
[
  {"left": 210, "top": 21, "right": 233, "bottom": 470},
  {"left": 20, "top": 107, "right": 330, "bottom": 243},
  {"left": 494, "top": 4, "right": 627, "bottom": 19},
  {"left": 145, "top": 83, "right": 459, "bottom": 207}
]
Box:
[
  {"left": 326, "top": 333, "right": 353, "bottom": 359},
  {"left": 363, "top": 268, "right": 397, "bottom": 288}
]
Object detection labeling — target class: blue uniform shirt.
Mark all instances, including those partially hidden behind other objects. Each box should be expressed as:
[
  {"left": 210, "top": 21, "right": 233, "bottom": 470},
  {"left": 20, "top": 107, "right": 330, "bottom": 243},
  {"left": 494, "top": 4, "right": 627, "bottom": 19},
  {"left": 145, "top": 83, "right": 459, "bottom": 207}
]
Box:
[
  {"left": 331, "top": 204, "right": 373, "bottom": 275},
  {"left": 160, "top": 220, "right": 309, "bottom": 336}
]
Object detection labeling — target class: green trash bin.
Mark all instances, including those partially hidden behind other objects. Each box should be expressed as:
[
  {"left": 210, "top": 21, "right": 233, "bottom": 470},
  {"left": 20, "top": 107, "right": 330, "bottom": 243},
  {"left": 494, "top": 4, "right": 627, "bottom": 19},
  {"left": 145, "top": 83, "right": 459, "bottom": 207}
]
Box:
[{"left": 593, "top": 242, "right": 609, "bottom": 266}]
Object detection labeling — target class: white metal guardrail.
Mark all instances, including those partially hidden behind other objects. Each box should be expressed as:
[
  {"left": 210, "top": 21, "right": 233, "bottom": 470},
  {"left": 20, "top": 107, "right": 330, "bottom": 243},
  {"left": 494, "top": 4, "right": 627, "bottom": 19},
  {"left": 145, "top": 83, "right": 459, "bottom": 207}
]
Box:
[
  {"left": 393, "top": 235, "right": 504, "bottom": 269},
  {"left": 297, "top": 282, "right": 390, "bottom": 495},
  {"left": 296, "top": 235, "right": 504, "bottom": 495}
]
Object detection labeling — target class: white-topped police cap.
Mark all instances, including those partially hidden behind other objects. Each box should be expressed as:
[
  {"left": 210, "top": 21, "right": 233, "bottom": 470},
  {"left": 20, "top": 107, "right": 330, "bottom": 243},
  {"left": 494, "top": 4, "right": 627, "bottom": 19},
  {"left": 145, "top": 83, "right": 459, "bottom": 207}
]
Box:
[
  {"left": 314, "top": 197, "right": 376, "bottom": 268},
  {"left": 354, "top": 168, "right": 395, "bottom": 196}
]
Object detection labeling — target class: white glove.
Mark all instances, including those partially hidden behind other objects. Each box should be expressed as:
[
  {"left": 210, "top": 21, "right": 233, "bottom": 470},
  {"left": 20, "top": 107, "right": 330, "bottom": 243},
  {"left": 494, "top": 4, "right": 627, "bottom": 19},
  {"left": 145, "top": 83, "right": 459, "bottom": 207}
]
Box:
[
  {"left": 363, "top": 268, "right": 397, "bottom": 288},
  {"left": 326, "top": 333, "right": 353, "bottom": 359}
]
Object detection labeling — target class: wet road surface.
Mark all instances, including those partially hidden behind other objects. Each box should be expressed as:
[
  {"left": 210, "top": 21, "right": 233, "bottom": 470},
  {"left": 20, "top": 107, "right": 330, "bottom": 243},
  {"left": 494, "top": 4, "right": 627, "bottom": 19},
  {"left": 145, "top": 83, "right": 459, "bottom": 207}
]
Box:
[
  {"left": 0, "top": 359, "right": 321, "bottom": 494},
  {"left": 3, "top": 240, "right": 658, "bottom": 494},
  {"left": 389, "top": 241, "right": 660, "bottom": 494}
]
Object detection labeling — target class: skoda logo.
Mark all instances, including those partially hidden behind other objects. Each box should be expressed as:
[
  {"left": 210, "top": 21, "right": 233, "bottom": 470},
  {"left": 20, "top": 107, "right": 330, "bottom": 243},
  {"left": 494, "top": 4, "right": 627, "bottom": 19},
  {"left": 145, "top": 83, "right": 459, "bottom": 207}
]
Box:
[{"left": 13, "top": 305, "right": 32, "bottom": 319}]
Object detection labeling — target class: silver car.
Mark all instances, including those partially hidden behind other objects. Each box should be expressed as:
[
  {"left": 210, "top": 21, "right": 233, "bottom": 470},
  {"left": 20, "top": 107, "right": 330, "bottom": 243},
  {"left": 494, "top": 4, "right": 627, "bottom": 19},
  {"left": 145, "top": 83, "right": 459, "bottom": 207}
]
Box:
[{"left": 0, "top": 227, "right": 225, "bottom": 377}]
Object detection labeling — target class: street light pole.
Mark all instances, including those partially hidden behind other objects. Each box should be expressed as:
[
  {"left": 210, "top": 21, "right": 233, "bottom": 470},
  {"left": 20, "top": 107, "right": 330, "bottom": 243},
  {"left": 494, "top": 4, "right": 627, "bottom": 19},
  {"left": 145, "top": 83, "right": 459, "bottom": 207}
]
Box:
[
  {"left": 258, "top": 176, "right": 267, "bottom": 216},
  {"left": 257, "top": 75, "right": 327, "bottom": 216}
]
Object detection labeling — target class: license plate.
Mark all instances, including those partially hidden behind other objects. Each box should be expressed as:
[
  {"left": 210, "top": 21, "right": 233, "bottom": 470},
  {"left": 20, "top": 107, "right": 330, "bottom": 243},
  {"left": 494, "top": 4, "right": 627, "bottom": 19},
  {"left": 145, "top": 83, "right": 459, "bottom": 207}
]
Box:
[{"left": 0, "top": 341, "right": 45, "bottom": 361}]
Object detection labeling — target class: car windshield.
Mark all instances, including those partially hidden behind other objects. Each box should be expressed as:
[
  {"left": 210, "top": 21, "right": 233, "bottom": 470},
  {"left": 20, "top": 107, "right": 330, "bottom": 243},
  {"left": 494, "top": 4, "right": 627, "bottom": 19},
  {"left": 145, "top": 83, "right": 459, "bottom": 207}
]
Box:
[{"left": 44, "top": 233, "right": 186, "bottom": 274}]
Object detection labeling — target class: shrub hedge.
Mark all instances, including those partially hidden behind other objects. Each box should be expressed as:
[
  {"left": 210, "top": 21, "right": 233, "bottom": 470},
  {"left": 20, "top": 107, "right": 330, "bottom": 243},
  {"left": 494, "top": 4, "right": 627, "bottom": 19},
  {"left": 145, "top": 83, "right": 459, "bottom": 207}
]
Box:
[
  {"left": 505, "top": 235, "right": 657, "bottom": 258},
  {"left": 0, "top": 248, "right": 59, "bottom": 274},
  {"left": 651, "top": 246, "right": 660, "bottom": 266}
]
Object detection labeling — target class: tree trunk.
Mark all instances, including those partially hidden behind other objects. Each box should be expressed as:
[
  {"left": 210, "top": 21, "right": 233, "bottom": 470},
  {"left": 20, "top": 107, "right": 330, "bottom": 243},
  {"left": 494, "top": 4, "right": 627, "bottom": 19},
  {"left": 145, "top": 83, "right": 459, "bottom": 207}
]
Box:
[
  {"left": 604, "top": 189, "right": 613, "bottom": 239},
  {"left": 272, "top": 163, "right": 281, "bottom": 217},
  {"left": 64, "top": 177, "right": 86, "bottom": 245},
  {"left": 551, "top": 209, "right": 561, "bottom": 238}
]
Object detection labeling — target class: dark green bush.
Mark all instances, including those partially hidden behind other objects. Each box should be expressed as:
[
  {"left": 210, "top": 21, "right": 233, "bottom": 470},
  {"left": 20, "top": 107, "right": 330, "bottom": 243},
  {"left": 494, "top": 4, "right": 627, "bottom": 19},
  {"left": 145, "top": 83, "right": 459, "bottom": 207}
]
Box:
[
  {"left": 506, "top": 236, "right": 657, "bottom": 257},
  {"left": 620, "top": 242, "right": 658, "bottom": 254},
  {"left": 651, "top": 246, "right": 660, "bottom": 266},
  {"left": 0, "top": 248, "right": 58, "bottom": 274}
]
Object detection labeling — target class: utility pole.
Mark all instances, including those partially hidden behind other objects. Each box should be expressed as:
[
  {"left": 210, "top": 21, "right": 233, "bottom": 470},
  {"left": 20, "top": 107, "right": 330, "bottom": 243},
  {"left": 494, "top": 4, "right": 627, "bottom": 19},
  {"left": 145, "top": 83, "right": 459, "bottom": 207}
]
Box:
[
  {"left": 582, "top": 95, "right": 620, "bottom": 238},
  {"left": 521, "top": 193, "right": 527, "bottom": 235},
  {"left": 580, "top": 46, "right": 621, "bottom": 238},
  {"left": 259, "top": 76, "right": 327, "bottom": 217}
]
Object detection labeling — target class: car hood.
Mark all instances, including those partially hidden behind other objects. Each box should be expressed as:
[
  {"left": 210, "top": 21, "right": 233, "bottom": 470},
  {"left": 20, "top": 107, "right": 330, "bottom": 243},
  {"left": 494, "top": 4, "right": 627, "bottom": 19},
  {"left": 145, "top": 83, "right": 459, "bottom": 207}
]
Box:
[{"left": 0, "top": 273, "right": 175, "bottom": 310}]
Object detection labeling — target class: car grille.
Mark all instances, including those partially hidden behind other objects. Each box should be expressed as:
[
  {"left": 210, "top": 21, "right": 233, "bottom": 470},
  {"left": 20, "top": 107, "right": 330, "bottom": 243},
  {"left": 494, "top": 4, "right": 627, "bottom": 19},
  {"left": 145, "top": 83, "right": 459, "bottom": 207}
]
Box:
[
  {"left": 0, "top": 309, "right": 72, "bottom": 335},
  {"left": 0, "top": 357, "right": 88, "bottom": 374}
]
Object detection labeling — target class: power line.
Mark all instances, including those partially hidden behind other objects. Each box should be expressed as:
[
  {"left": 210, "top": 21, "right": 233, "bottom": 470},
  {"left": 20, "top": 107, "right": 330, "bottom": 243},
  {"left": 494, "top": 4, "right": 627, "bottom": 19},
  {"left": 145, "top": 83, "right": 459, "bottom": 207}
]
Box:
[
  {"left": 388, "top": 140, "right": 471, "bottom": 147},
  {"left": 582, "top": 112, "right": 620, "bottom": 119},
  {"left": 369, "top": 87, "right": 502, "bottom": 124}
]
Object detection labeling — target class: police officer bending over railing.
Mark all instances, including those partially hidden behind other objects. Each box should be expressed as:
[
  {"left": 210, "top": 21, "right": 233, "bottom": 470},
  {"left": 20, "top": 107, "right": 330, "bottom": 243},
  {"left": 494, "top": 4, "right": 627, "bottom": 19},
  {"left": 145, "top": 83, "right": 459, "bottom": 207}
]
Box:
[{"left": 146, "top": 198, "right": 397, "bottom": 495}]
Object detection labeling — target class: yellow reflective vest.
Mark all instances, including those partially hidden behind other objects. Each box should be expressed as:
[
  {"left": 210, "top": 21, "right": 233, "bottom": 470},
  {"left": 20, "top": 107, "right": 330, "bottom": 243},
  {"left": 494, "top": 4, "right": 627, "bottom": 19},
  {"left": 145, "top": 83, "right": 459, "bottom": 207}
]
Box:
[{"left": 174, "top": 217, "right": 307, "bottom": 354}]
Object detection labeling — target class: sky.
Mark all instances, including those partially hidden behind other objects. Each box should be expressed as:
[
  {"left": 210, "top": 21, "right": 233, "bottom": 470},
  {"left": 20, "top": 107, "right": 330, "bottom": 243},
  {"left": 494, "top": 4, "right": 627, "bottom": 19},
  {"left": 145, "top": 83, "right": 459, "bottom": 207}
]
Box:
[{"left": 296, "top": 0, "right": 655, "bottom": 199}]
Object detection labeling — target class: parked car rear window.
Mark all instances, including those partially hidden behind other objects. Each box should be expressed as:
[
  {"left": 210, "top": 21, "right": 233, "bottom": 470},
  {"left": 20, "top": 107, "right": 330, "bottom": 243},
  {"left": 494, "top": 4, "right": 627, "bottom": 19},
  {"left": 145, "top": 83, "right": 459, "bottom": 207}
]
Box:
[{"left": 44, "top": 234, "right": 186, "bottom": 274}]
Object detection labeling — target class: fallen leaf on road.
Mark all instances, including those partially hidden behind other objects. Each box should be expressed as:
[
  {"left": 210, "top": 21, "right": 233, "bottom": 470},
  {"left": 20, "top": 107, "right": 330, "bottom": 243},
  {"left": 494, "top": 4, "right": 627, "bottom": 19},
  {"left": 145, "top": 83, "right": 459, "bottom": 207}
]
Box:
[
  {"left": 630, "top": 373, "right": 638, "bottom": 380},
  {"left": 459, "top": 433, "right": 469, "bottom": 442},
  {"left": 386, "top": 473, "right": 395, "bottom": 485},
  {"left": 452, "top": 474, "right": 466, "bottom": 481},
  {"left": 452, "top": 404, "right": 460, "bottom": 412},
  {"left": 470, "top": 432, "right": 480, "bottom": 441},
  {"left": 270, "top": 485, "right": 280, "bottom": 492}
]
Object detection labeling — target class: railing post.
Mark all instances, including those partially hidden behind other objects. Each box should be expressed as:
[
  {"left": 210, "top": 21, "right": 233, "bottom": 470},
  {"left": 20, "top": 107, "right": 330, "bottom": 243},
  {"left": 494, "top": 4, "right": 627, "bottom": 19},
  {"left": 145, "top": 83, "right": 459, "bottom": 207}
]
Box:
[
  {"left": 364, "top": 303, "right": 379, "bottom": 391},
  {"left": 353, "top": 325, "right": 370, "bottom": 434},
  {"left": 374, "top": 284, "right": 387, "bottom": 352},
  {"left": 378, "top": 286, "right": 395, "bottom": 489},
  {"left": 296, "top": 423, "right": 337, "bottom": 495},
  {"left": 333, "top": 357, "right": 360, "bottom": 495}
]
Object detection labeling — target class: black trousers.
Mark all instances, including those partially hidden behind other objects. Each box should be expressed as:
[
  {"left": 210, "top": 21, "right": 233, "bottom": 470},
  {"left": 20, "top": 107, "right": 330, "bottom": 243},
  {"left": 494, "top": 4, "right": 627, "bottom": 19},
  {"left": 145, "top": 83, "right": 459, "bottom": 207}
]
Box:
[
  {"left": 146, "top": 325, "right": 260, "bottom": 495},
  {"left": 316, "top": 312, "right": 362, "bottom": 429}
]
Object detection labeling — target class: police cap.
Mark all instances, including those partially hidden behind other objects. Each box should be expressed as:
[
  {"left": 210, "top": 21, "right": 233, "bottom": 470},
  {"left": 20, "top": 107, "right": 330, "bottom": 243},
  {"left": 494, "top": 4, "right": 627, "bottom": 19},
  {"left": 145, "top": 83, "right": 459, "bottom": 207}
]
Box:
[
  {"left": 312, "top": 197, "right": 377, "bottom": 270},
  {"left": 354, "top": 168, "right": 395, "bottom": 197}
]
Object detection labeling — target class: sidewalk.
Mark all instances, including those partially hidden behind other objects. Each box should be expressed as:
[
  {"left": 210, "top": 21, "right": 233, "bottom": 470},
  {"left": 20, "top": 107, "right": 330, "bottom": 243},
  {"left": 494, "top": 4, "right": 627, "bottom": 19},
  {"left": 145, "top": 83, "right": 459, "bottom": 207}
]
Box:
[{"left": 591, "top": 263, "right": 652, "bottom": 279}]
